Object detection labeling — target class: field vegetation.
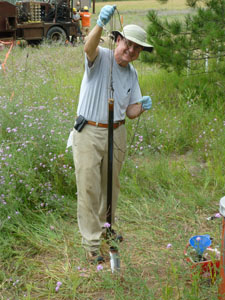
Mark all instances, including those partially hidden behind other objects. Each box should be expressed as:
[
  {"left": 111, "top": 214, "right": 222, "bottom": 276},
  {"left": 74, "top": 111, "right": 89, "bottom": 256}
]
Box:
[
  {"left": 95, "top": 0, "right": 189, "bottom": 12},
  {"left": 93, "top": 0, "right": 193, "bottom": 26},
  {"left": 0, "top": 1, "right": 224, "bottom": 299}
]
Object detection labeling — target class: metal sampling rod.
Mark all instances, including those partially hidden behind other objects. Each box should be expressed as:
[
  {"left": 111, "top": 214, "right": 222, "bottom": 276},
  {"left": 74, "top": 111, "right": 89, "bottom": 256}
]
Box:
[
  {"left": 107, "top": 97, "right": 114, "bottom": 231},
  {"left": 107, "top": 97, "right": 120, "bottom": 273},
  {"left": 106, "top": 14, "right": 120, "bottom": 273}
]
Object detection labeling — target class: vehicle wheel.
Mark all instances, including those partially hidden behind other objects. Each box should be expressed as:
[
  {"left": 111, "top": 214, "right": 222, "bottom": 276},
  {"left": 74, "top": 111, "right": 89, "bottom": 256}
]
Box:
[{"left": 46, "top": 26, "right": 67, "bottom": 43}]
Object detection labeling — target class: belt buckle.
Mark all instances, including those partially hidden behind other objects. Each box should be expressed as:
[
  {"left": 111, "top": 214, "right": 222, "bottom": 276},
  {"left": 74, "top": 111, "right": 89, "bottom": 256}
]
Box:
[{"left": 96, "top": 122, "right": 98, "bottom": 127}]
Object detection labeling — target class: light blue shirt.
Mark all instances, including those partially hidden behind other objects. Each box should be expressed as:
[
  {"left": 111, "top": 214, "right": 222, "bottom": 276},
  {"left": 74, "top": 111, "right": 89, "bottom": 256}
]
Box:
[{"left": 77, "top": 46, "right": 142, "bottom": 123}]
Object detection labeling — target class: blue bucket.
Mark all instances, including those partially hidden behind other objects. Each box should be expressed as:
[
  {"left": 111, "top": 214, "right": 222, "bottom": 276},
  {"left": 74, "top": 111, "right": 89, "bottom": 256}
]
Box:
[{"left": 189, "top": 235, "right": 211, "bottom": 255}]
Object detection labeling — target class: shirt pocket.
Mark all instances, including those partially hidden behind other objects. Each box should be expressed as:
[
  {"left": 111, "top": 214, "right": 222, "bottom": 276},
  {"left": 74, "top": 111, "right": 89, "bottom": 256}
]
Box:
[{"left": 115, "top": 87, "right": 132, "bottom": 111}]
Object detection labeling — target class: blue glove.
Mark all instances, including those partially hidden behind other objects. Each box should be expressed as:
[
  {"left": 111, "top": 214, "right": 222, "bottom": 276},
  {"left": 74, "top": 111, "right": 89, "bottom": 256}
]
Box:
[
  {"left": 139, "top": 96, "right": 152, "bottom": 110},
  {"left": 97, "top": 5, "right": 116, "bottom": 28}
]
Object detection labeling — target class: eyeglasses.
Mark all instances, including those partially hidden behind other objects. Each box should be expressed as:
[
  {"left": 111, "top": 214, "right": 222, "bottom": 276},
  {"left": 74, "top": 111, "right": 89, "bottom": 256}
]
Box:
[{"left": 123, "top": 38, "right": 143, "bottom": 53}]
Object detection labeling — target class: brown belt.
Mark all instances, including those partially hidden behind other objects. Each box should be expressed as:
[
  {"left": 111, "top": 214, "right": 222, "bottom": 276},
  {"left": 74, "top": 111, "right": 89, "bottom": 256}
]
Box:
[{"left": 87, "top": 120, "right": 125, "bottom": 129}]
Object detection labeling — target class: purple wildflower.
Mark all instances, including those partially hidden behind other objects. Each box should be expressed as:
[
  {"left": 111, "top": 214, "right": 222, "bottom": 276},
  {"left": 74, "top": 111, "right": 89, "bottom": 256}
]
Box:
[
  {"left": 215, "top": 213, "right": 221, "bottom": 218},
  {"left": 55, "top": 281, "right": 62, "bottom": 292},
  {"left": 103, "top": 222, "right": 111, "bottom": 228},
  {"left": 55, "top": 286, "right": 60, "bottom": 292},
  {"left": 97, "top": 264, "right": 103, "bottom": 271}
]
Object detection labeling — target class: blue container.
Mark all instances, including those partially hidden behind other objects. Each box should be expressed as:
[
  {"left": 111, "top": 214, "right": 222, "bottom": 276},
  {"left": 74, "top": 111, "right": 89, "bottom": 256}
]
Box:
[{"left": 189, "top": 235, "right": 211, "bottom": 255}]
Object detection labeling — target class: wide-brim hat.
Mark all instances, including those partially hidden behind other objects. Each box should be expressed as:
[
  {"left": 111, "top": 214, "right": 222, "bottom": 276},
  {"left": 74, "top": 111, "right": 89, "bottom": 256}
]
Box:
[{"left": 112, "top": 24, "right": 153, "bottom": 53}]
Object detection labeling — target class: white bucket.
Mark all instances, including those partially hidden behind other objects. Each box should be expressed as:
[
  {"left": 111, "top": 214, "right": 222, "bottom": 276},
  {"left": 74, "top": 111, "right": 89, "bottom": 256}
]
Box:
[{"left": 220, "top": 196, "right": 225, "bottom": 217}]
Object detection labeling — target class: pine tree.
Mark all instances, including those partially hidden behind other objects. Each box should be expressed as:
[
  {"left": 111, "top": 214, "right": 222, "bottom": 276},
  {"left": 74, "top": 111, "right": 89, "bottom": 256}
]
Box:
[{"left": 143, "top": 0, "right": 225, "bottom": 75}]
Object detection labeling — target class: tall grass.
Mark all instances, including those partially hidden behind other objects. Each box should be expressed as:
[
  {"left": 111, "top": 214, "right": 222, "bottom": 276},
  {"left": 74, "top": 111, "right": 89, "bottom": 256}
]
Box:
[{"left": 0, "top": 30, "right": 224, "bottom": 300}]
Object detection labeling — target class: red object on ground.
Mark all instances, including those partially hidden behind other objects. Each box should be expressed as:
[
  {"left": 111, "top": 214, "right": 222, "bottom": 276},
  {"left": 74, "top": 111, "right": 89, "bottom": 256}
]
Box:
[
  {"left": 219, "top": 216, "right": 225, "bottom": 299},
  {"left": 184, "top": 243, "right": 220, "bottom": 282}
]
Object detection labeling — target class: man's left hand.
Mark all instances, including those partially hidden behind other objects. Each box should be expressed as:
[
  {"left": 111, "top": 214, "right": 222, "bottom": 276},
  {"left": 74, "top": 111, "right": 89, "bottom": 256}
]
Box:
[{"left": 138, "top": 96, "right": 152, "bottom": 110}]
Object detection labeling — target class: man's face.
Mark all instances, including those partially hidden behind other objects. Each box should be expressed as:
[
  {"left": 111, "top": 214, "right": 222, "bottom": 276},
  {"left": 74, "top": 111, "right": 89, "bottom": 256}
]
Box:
[{"left": 114, "top": 35, "right": 143, "bottom": 67}]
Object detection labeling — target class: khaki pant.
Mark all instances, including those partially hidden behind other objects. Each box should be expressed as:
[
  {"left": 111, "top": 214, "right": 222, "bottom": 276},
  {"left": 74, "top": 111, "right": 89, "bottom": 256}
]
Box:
[
  {"left": 81, "top": 26, "right": 90, "bottom": 36},
  {"left": 72, "top": 124, "right": 126, "bottom": 251}
]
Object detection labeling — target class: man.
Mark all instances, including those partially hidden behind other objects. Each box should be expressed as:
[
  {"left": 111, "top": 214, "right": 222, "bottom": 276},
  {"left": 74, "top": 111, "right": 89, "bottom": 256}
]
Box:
[
  {"left": 72, "top": 7, "right": 80, "bottom": 22},
  {"left": 72, "top": 5, "right": 153, "bottom": 263},
  {"left": 79, "top": 6, "right": 91, "bottom": 41},
  {"left": 72, "top": 7, "right": 82, "bottom": 43}
]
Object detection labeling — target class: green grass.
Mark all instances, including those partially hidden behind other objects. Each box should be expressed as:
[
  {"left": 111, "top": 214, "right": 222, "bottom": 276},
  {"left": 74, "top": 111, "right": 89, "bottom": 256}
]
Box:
[
  {"left": 0, "top": 8, "right": 225, "bottom": 300},
  {"left": 95, "top": 0, "right": 189, "bottom": 12},
  {"left": 91, "top": 0, "right": 194, "bottom": 30}
]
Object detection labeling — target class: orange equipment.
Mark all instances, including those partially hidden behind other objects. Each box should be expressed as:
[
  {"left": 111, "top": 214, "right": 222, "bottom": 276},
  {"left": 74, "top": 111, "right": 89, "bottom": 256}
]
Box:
[{"left": 0, "top": 40, "right": 14, "bottom": 73}]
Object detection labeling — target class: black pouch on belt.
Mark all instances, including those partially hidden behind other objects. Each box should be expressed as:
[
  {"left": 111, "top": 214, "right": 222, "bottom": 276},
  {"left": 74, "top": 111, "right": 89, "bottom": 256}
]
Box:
[{"left": 74, "top": 115, "right": 87, "bottom": 132}]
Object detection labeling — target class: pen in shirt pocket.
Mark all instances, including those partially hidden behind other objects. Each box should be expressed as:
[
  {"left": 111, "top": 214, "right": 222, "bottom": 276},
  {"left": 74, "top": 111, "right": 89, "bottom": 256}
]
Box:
[{"left": 127, "top": 88, "right": 131, "bottom": 94}]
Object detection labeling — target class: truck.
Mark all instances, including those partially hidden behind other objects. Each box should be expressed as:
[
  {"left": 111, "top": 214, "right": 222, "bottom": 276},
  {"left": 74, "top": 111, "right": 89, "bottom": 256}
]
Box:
[{"left": 0, "top": 0, "right": 93, "bottom": 45}]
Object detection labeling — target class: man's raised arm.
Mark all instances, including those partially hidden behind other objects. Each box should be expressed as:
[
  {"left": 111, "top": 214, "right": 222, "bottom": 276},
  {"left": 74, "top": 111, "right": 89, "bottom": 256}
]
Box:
[{"left": 84, "top": 5, "right": 116, "bottom": 63}]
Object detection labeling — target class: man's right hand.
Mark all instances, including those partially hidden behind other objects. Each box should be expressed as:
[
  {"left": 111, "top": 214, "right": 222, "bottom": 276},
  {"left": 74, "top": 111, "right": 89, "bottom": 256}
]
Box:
[{"left": 97, "top": 5, "right": 116, "bottom": 28}]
